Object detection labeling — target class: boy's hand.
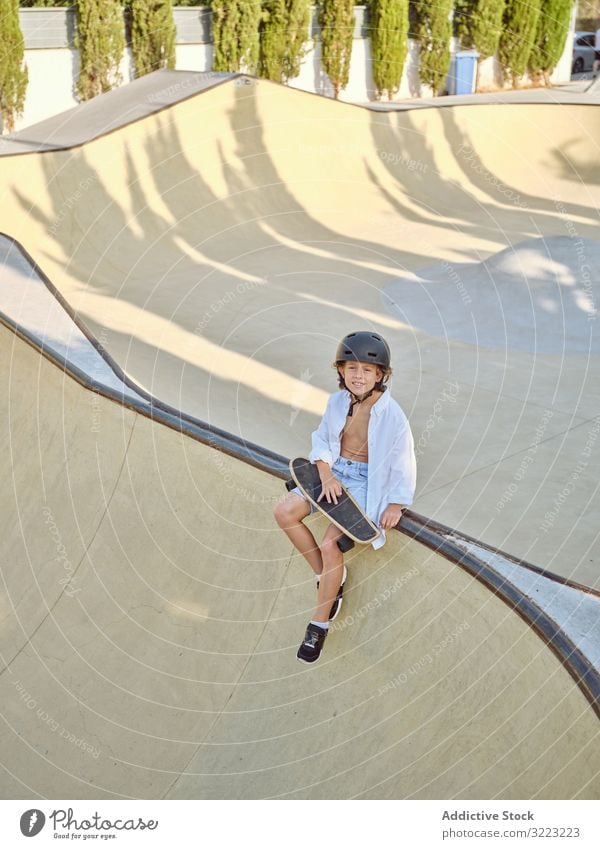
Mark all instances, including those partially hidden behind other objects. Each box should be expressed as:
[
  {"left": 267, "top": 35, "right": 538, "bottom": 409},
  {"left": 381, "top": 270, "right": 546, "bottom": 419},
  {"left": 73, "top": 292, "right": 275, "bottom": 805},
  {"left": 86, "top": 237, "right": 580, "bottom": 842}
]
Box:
[
  {"left": 317, "top": 476, "right": 343, "bottom": 505},
  {"left": 380, "top": 504, "right": 404, "bottom": 530}
]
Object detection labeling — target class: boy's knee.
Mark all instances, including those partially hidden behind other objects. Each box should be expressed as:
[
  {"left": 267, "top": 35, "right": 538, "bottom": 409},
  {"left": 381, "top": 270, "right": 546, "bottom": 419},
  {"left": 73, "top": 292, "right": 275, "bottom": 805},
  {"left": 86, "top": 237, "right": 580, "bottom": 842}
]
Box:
[
  {"left": 319, "top": 535, "right": 341, "bottom": 555},
  {"left": 273, "top": 501, "right": 287, "bottom": 522},
  {"left": 273, "top": 498, "right": 299, "bottom": 525}
]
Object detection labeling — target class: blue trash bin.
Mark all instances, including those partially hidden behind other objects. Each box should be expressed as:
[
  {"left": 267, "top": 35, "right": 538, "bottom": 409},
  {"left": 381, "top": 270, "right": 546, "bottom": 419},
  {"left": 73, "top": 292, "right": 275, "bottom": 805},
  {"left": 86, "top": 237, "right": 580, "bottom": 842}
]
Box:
[{"left": 454, "top": 50, "right": 479, "bottom": 95}]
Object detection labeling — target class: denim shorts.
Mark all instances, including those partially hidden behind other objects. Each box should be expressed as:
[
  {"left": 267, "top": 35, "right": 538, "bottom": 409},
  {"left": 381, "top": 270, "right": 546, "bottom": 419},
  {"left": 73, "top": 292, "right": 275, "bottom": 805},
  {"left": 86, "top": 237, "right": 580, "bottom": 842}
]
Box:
[{"left": 290, "top": 456, "right": 368, "bottom": 515}]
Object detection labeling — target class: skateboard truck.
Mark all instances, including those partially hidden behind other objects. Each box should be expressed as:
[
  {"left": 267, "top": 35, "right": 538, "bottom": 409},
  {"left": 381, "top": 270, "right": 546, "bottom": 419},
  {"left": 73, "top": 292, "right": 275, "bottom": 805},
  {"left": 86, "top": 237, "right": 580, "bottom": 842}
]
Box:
[{"left": 336, "top": 534, "right": 356, "bottom": 553}]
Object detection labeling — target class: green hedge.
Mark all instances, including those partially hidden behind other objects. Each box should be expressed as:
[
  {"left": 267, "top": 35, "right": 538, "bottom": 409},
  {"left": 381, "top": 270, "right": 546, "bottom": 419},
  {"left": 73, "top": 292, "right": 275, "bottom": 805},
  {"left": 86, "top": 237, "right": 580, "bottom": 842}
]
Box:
[{"left": 0, "top": 0, "right": 28, "bottom": 131}]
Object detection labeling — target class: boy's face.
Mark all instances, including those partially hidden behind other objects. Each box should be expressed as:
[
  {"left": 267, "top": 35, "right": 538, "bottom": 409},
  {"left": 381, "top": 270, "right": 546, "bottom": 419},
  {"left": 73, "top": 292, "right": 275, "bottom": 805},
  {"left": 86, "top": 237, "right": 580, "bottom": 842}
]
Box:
[{"left": 339, "top": 360, "right": 383, "bottom": 397}]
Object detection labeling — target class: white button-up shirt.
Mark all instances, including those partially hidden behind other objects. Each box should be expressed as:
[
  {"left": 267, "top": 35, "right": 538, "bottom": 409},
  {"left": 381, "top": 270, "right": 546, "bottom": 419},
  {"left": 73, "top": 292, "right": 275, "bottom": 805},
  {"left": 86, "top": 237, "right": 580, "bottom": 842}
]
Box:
[{"left": 308, "top": 388, "right": 417, "bottom": 549}]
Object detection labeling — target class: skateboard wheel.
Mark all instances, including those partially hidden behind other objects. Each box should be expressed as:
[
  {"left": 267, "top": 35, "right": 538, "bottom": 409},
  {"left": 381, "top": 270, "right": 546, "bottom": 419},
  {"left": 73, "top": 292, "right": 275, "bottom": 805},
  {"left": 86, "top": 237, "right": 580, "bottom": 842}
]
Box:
[
  {"left": 337, "top": 535, "right": 355, "bottom": 553},
  {"left": 285, "top": 478, "right": 296, "bottom": 492}
]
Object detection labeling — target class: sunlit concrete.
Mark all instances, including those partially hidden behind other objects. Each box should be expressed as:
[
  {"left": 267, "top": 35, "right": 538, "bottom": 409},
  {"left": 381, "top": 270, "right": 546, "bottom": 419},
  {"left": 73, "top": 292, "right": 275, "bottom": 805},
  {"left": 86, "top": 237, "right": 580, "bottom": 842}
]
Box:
[
  {"left": 0, "top": 74, "right": 598, "bottom": 583},
  {"left": 0, "top": 324, "right": 597, "bottom": 799}
]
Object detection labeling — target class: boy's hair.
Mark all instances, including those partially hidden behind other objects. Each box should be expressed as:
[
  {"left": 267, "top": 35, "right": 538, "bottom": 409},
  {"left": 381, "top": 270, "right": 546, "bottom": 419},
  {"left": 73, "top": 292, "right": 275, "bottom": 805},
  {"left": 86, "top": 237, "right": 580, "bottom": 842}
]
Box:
[{"left": 332, "top": 360, "right": 392, "bottom": 392}]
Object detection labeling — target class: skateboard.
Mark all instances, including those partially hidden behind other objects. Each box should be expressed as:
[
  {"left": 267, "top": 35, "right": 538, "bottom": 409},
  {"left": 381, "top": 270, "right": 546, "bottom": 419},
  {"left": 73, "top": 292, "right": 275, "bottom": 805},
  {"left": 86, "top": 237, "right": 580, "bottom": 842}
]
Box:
[{"left": 285, "top": 457, "right": 381, "bottom": 553}]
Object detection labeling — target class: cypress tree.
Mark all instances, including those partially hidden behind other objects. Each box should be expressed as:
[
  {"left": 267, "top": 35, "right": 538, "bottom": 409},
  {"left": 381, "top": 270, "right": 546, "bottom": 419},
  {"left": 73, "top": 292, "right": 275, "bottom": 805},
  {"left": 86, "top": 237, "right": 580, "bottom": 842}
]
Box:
[
  {"left": 369, "top": 0, "right": 409, "bottom": 101},
  {"left": 454, "top": 0, "right": 506, "bottom": 92},
  {"left": 319, "top": 0, "right": 355, "bottom": 99},
  {"left": 454, "top": 1, "right": 506, "bottom": 60},
  {"left": 211, "top": 0, "right": 262, "bottom": 73},
  {"left": 0, "top": 0, "right": 28, "bottom": 132},
  {"left": 75, "top": 0, "right": 125, "bottom": 100},
  {"left": 411, "top": 0, "right": 453, "bottom": 96},
  {"left": 528, "top": 0, "right": 574, "bottom": 85},
  {"left": 259, "top": 0, "right": 310, "bottom": 84},
  {"left": 498, "top": 0, "right": 542, "bottom": 85},
  {"left": 130, "top": 0, "right": 177, "bottom": 78}
]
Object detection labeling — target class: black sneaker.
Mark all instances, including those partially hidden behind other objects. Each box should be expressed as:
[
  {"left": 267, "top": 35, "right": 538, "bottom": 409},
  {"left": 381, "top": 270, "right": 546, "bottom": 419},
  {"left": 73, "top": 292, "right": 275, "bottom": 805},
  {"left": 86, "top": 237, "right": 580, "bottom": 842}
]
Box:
[
  {"left": 296, "top": 622, "right": 328, "bottom": 664},
  {"left": 317, "top": 565, "right": 348, "bottom": 621}
]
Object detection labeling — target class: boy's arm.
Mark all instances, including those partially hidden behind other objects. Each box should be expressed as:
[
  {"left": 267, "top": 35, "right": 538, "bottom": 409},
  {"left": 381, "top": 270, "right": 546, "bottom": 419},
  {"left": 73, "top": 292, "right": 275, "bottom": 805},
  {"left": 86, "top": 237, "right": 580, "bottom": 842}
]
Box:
[
  {"left": 307, "top": 402, "right": 342, "bottom": 499},
  {"left": 380, "top": 503, "right": 404, "bottom": 529},
  {"left": 380, "top": 424, "right": 416, "bottom": 529},
  {"left": 308, "top": 398, "right": 334, "bottom": 474},
  {"left": 387, "top": 422, "right": 417, "bottom": 507},
  {"left": 315, "top": 459, "right": 334, "bottom": 482}
]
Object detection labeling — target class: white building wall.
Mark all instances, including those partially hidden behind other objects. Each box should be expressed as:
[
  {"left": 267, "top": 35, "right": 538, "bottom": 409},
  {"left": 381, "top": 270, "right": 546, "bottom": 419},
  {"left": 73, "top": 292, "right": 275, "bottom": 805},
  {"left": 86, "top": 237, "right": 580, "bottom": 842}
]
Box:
[
  {"left": 20, "top": 48, "right": 137, "bottom": 130},
  {"left": 18, "top": 48, "right": 80, "bottom": 128},
  {"left": 174, "top": 44, "right": 213, "bottom": 74},
  {"left": 10, "top": 6, "right": 577, "bottom": 133}
]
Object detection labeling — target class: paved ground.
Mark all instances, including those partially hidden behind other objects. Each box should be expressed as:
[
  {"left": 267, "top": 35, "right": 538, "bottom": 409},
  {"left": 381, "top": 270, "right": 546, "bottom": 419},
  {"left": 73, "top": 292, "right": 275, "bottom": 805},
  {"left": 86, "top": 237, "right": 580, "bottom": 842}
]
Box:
[
  {"left": 0, "top": 322, "right": 598, "bottom": 799},
  {"left": 1, "top": 71, "right": 597, "bottom": 586}
]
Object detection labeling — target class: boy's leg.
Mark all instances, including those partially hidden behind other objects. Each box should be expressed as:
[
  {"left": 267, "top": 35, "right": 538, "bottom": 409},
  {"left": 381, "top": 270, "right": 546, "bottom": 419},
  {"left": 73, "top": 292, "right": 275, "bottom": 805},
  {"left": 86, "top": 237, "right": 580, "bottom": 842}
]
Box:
[
  {"left": 313, "top": 523, "right": 345, "bottom": 622},
  {"left": 273, "top": 492, "right": 323, "bottom": 576},
  {"left": 296, "top": 523, "right": 346, "bottom": 663}
]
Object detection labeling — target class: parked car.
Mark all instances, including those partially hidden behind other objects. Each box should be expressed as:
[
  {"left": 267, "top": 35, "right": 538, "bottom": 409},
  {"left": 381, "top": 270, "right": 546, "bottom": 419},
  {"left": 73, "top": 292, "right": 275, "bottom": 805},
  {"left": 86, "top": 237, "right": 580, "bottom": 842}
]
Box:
[{"left": 572, "top": 31, "right": 596, "bottom": 73}]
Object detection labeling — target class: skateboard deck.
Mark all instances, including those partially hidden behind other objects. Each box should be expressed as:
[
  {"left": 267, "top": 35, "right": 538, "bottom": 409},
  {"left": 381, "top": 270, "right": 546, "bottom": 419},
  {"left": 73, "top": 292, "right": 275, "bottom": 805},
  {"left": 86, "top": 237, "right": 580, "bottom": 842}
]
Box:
[{"left": 287, "top": 457, "right": 381, "bottom": 545}]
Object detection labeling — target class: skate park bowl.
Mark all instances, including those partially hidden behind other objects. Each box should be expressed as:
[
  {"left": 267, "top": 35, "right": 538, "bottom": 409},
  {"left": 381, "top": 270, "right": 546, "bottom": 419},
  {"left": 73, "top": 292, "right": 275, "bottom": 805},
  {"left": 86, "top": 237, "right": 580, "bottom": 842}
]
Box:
[{"left": 0, "top": 72, "right": 599, "bottom": 798}]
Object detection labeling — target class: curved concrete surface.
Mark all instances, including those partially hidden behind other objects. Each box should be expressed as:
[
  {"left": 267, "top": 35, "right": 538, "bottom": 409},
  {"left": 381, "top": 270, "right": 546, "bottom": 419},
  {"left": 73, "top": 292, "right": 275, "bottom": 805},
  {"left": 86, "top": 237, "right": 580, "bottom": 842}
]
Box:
[
  {"left": 0, "top": 71, "right": 237, "bottom": 155},
  {"left": 0, "top": 75, "right": 598, "bottom": 586},
  {"left": 0, "top": 323, "right": 598, "bottom": 799}
]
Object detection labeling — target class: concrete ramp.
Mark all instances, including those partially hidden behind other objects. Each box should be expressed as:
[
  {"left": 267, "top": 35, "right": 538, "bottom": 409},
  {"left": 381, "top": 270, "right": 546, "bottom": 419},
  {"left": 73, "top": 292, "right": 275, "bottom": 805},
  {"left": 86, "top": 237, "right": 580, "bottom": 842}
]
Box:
[
  {"left": 0, "top": 322, "right": 598, "bottom": 799},
  {"left": 0, "top": 74, "right": 599, "bottom": 585}
]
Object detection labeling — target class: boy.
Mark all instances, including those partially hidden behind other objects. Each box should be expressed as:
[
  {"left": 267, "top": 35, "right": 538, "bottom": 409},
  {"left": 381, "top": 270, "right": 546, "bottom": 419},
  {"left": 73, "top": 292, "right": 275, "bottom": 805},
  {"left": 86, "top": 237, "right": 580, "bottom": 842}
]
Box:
[{"left": 273, "top": 331, "right": 417, "bottom": 664}]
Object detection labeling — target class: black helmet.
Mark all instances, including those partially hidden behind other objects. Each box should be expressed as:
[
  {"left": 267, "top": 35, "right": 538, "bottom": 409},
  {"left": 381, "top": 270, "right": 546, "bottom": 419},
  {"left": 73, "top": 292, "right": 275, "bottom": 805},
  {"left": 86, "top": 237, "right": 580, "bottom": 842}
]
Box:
[{"left": 335, "top": 331, "right": 391, "bottom": 369}]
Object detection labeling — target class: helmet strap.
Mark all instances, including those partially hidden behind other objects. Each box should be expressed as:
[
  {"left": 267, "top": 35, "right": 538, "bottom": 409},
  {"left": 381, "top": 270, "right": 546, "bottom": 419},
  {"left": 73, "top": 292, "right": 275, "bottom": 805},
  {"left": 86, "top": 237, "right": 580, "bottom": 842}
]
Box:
[{"left": 345, "top": 383, "right": 376, "bottom": 417}]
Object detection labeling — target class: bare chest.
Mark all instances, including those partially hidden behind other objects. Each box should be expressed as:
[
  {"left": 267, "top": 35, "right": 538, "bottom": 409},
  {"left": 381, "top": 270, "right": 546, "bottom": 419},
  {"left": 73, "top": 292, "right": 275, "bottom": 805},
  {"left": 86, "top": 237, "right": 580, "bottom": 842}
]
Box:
[{"left": 340, "top": 405, "right": 371, "bottom": 459}]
